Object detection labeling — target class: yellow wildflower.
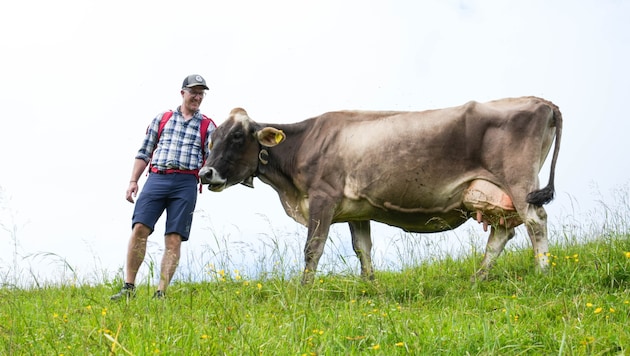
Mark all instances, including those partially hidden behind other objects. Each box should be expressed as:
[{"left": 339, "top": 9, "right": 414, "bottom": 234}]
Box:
[
  {"left": 580, "top": 336, "right": 595, "bottom": 346},
  {"left": 594, "top": 307, "right": 603, "bottom": 314}
]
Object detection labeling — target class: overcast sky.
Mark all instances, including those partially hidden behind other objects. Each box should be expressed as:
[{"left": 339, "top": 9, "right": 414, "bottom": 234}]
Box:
[{"left": 1, "top": 0, "right": 628, "bottom": 286}]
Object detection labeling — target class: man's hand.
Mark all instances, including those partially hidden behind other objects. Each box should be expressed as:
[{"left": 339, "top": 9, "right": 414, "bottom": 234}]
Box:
[{"left": 126, "top": 181, "right": 139, "bottom": 203}]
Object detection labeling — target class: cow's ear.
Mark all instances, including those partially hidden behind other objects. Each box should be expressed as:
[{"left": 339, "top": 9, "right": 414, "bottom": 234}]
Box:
[{"left": 256, "top": 127, "right": 286, "bottom": 147}]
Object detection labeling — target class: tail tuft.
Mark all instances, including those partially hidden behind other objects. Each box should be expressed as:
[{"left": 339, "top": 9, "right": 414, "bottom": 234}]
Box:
[{"left": 526, "top": 185, "right": 555, "bottom": 206}]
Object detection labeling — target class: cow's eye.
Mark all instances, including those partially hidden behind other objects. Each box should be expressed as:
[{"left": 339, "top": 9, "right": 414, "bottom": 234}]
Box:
[{"left": 231, "top": 130, "right": 244, "bottom": 143}]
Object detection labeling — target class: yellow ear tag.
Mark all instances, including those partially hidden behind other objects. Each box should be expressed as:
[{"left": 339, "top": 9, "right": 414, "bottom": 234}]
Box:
[{"left": 275, "top": 131, "right": 284, "bottom": 144}]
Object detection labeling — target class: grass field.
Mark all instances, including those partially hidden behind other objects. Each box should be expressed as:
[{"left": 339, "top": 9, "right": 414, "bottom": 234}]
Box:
[
  {"left": 1, "top": 189, "right": 629, "bottom": 355},
  {"left": 1, "top": 229, "right": 629, "bottom": 355}
]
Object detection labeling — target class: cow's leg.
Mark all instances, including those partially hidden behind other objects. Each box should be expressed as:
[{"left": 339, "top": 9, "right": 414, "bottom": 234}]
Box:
[
  {"left": 302, "top": 198, "right": 335, "bottom": 285},
  {"left": 348, "top": 220, "right": 374, "bottom": 280},
  {"left": 524, "top": 204, "right": 550, "bottom": 272},
  {"left": 472, "top": 225, "right": 515, "bottom": 282},
  {"left": 511, "top": 187, "right": 550, "bottom": 273}
]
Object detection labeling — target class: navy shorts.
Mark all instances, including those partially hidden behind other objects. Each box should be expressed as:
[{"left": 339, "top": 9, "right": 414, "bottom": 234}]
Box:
[{"left": 132, "top": 173, "right": 198, "bottom": 241}]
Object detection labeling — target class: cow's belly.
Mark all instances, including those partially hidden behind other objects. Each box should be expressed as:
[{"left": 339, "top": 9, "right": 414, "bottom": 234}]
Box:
[
  {"left": 363, "top": 209, "right": 468, "bottom": 233},
  {"left": 278, "top": 177, "right": 517, "bottom": 233},
  {"left": 334, "top": 177, "right": 518, "bottom": 232},
  {"left": 333, "top": 196, "right": 468, "bottom": 232},
  {"left": 278, "top": 189, "right": 468, "bottom": 232},
  {"left": 343, "top": 175, "right": 470, "bottom": 213}
]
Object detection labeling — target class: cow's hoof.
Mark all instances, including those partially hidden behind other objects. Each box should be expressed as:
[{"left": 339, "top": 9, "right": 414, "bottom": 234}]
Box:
[
  {"left": 470, "top": 270, "right": 489, "bottom": 283},
  {"left": 301, "top": 271, "right": 315, "bottom": 285},
  {"left": 360, "top": 272, "right": 375, "bottom": 281}
]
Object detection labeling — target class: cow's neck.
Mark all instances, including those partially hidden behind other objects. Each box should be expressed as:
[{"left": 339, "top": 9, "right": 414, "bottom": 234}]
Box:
[
  {"left": 255, "top": 122, "right": 305, "bottom": 178},
  {"left": 254, "top": 122, "right": 307, "bottom": 222}
]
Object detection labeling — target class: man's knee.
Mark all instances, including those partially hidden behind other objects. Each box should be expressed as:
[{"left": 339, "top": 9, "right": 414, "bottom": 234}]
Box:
[
  {"left": 132, "top": 223, "right": 151, "bottom": 238},
  {"left": 165, "top": 233, "right": 183, "bottom": 248}
]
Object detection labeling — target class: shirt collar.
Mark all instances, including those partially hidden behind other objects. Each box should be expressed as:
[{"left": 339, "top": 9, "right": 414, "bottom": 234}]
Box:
[{"left": 176, "top": 106, "right": 202, "bottom": 120}]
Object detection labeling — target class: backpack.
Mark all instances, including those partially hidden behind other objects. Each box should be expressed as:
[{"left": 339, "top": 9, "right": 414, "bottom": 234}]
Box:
[
  {"left": 150, "top": 110, "right": 216, "bottom": 192},
  {"left": 157, "top": 110, "right": 215, "bottom": 162}
]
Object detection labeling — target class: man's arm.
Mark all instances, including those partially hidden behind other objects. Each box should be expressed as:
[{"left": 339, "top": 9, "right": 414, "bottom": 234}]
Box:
[{"left": 126, "top": 158, "right": 149, "bottom": 203}]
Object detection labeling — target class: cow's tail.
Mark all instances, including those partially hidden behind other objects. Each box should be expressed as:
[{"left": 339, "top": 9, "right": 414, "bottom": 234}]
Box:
[{"left": 526, "top": 100, "right": 563, "bottom": 206}]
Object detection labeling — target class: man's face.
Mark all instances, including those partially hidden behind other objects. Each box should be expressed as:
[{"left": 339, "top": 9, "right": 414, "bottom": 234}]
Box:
[{"left": 182, "top": 86, "right": 206, "bottom": 112}]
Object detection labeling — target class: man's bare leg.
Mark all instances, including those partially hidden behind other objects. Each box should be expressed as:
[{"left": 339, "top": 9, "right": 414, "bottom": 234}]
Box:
[
  {"left": 125, "top": 223, "right": 151, "bottom": 284},
  {"left": 157, "top": 233, "right": 182, "bottom": 294},
  {"left": 111, "top": 223, "right": 152, "bottom": 300}
]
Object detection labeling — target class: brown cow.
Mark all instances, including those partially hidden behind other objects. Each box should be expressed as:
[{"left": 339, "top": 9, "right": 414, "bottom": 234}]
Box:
[{"left": 200, "top": 96, "right": 562, "bottom": 284}]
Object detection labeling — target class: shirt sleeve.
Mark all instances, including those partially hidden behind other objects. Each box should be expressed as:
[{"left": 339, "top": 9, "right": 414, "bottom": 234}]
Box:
[{"left": 135, "top": 114, "right": 162, "bottom": 163}]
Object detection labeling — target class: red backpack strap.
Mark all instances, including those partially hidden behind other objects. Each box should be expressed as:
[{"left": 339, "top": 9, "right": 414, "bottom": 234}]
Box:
[
  {"left": 199, "top": 114, "right": 216, "bottom": 162},
  {"left": 148, "top": 111, "right": 174, "bottom": 174},
  {"left": 158, "top": 111, "right": 174, "bottom": 139},
  {"left": 197, "top": 115, "right": 215, "bottom": 193}
]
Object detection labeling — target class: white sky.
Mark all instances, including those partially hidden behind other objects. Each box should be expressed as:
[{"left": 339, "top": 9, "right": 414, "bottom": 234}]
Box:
[{"left": 1, "top": 0, "right": 629, "bottom": 286}]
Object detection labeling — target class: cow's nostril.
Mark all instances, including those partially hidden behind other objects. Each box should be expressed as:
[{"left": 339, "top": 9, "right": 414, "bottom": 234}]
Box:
[{"left": 198, "top": 167, "right": 213, "bottom": 182}]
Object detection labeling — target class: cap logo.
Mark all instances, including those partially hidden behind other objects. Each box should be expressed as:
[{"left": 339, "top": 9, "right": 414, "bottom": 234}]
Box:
[{"left": 195, "top": 75, "right": 203, "bottom": 83}]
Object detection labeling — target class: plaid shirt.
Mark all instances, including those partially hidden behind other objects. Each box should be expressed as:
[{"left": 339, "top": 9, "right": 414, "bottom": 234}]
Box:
[{"left": 136, "top": 107, "right": 216, "bottom": 171}]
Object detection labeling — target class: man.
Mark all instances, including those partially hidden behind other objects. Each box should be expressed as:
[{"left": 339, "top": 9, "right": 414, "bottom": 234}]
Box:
[{"left": 111, "top": 74, "right": 215, "bottom": 300}]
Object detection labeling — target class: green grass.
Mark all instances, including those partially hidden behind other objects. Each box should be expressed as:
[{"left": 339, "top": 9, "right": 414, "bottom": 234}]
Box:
[{"left": 1, "top": 231, "right": 629, "bottom": 355}]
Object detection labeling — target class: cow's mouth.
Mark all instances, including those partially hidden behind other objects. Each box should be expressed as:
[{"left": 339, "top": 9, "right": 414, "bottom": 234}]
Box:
[
  {"left": 207, "top": 183, "right": 227, "bottom": 192},
  {"left": 200, "top": 166, "right": 229, "bottom": 191}
]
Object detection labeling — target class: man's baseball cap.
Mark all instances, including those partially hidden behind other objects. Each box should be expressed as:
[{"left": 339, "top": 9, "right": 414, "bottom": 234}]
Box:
[{"left": 182, "top": 74, "right": 209, "bottom": 90}]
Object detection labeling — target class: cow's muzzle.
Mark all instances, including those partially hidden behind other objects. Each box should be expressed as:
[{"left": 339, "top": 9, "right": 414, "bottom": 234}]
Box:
[{"left": 199, "top": 166, "right": 227, "bottom": 192}]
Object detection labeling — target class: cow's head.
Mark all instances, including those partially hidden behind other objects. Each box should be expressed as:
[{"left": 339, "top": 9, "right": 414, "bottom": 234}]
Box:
[{"left": 200, "top": 108, "right": 286, "bottom": 191}]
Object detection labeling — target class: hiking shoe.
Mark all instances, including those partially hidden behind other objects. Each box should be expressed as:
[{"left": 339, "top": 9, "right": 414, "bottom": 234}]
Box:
[
  {"left": 110, "top": 284, "right": 136, "bottom": 301},
  {"left": 153, "top": 290, "right": 165, "bottom": 299}
]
